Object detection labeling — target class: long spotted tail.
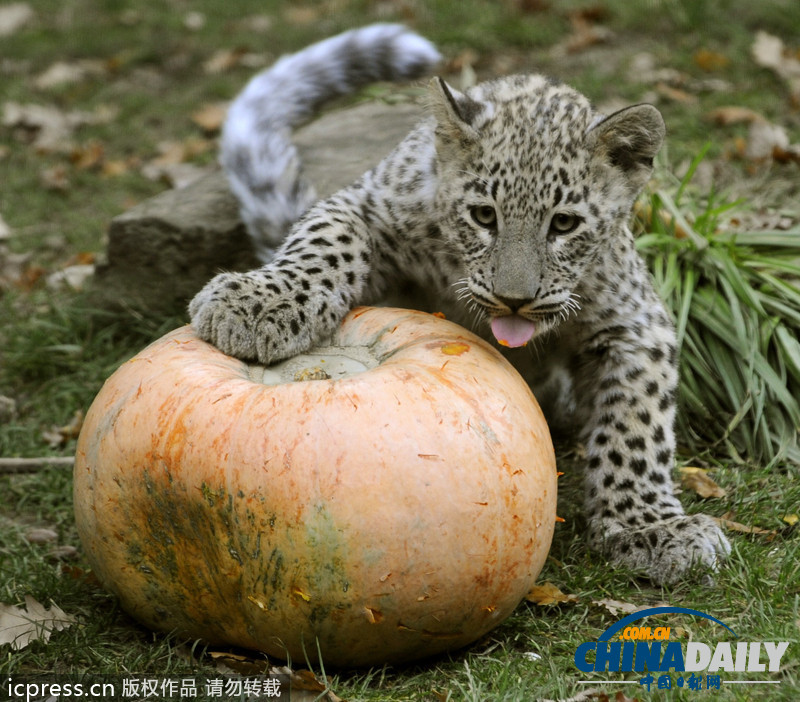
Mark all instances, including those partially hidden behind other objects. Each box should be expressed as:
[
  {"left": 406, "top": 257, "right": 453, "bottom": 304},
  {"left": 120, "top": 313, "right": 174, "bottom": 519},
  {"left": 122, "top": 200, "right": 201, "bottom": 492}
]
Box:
[{"left": 221, "top": 24, "right": 441, "bottom": 259}]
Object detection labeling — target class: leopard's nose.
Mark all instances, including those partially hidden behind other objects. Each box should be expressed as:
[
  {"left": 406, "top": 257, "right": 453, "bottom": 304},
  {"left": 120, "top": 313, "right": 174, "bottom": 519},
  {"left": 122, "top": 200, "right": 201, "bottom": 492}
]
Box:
[{"left": 494, "top": 295, "right": 534, "bottom": 313}]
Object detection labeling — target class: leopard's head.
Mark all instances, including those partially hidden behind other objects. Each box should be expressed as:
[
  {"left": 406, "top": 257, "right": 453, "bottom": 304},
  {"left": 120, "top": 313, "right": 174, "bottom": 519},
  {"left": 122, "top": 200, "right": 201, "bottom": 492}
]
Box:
[{"left": 429, "top": 75, "right": 664, "bottom": 347}]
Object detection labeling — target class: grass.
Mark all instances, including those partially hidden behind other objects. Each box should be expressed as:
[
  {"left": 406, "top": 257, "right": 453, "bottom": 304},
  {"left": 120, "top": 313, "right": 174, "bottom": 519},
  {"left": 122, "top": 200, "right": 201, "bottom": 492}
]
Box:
[
  {"left": 637, "top": 153, "right": 800, "bottom": 465},
  {"left": 2, "top": 1, "right": 800, "bottom": 700}
]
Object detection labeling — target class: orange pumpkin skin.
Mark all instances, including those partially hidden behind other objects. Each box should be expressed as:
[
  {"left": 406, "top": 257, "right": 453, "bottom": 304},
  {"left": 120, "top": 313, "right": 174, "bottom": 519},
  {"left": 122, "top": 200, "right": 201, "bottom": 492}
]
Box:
[{"left": 74, "top": 307, "right": 556, "bottom": 667}]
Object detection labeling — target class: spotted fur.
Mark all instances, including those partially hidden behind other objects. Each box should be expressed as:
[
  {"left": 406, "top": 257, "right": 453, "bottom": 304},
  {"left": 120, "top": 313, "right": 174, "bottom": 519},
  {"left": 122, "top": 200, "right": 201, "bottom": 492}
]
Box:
[{"left": 191, "top": 28, "right": 729, "bottom": 584}]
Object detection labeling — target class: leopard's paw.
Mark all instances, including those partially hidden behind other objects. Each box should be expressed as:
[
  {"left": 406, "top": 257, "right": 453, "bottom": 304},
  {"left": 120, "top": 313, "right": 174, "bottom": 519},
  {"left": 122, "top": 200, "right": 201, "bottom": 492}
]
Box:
[
  {"left": 189, "top": 271, "right": 313, "bottom": 364},
  {"left": 593, "top": 514, "right": 730, "bottom": 585}
]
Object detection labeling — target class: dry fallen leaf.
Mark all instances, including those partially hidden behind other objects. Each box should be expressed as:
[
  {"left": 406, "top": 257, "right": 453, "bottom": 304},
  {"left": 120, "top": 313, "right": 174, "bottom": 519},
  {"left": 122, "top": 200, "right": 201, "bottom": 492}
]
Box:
[
  {"left": 694, "top": 48, "right": 730, "bottom": 72},
  {"left": 706, "top": 105, "right": 766, "bottom": 126},
  {"left": 64, "top": 251, "right": 96, "bottom": 267},
  {"left": 656, "top": 82, "right": 698, "bottom": 104},
  {"left": 783, "top": 514, "right": 798, "bottom": 526},
  {"left": 678, "top": 466, "right": 726, "bottom": 499},
  {"left": 141, "top": 138, "right": 214, "bottom": 187},
  {"left": 269, "top": 666, "right": 344, "bottom": 702},
  {"left": 40, "top": 164, "right": 70, "bottom": 191},
  {"left": 34, "top": 60, "right": 106, "bottom": 90},
  {"left": 43, "top": 409, "right": 85, "bottom": 448},
  {"left": 591, "top": 598, "right": 640, "bottom": 617},
  {"left": 18, "top": 263, "right": 45, "bottom": 290},
  {"left": 0, "top": 2, "right": 33, "bottom": 37},
  {"left": 24, "top": 528, "right": 59, "bottom": 544},
  {"left": 725, "top": 210, "right": 797, "bottom": 232},
  {"left": 101, "top": 158, "right": 132, "bottom": 178},
  {"left": 35, "top": 61, "right": 86, "bottom": 89},
  {"left": 191, "top": 102, "right": 228, "bottom": 134},
  {"left": 555, "top": 11, "right": 614, "bottom": 56},
  {"left": 237, "top": 14, "right": 273, "bottom": 33},
  {"left": 150, "top": 163, "right": 211, "bottom": 189},
  {"left": 46, "top": 545, "right": 79, "bottom": 562},
  {"left": 592, "top": 599, "right": 672, "bottom": 621},
  {"left": 71, "top": 140, "right": 105, "bottom": 170},
  {"left": 0, "top": 213, "right": 11, "bottom": 240},
  {"left": 284, "top": 5, "right": 322, "bottom": 25},
  {"left": 203, "top": 47, "right": 248, "bottom": 75},
  {"left": 46, "top": 264, "right": 95, "bottom": 292},
  {"left": 714, "top": 514, "right": 777, "bottom": 540},
  {"left": 183, "top": 11, "right": 206, "bottom": 31},
  {"left": 744, "top": 120, "right": 791, "bottom": 161},
  {"left": 752, "top": 30, "right": 800, "bottom": 102},
  {"left": 0, "top": 247, "right": 31, "bottom": 291},
  {"left": 772, "top": 143, "right": 800, "bottom": 165},
  {"left": 3, "top": 102, "right": 74, "bottom": 152},
  {"left": 2, "top": 101, "right": 117, "bottom": 152},
  {"left": 526, "top": 581, "right": 579, "bottom": 606},
  {"left": 0, "top": 596, "right": 76, "bottom": 650},
  {"left": 208, "top": 650, "right": 269, "bottom": 675},
  {"left": 627, "top": 52, "right": 683, "bottom": 86}
]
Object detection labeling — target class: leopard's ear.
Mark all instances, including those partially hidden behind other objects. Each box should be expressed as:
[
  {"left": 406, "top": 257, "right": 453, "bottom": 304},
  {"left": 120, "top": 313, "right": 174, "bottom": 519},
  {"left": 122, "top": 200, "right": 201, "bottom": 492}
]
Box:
[
  {"left": 428, "top": 77, "right": 491, "bottom": 144},
  {"left": 587, "top": 104, "right": 665, "bottom": 194}
]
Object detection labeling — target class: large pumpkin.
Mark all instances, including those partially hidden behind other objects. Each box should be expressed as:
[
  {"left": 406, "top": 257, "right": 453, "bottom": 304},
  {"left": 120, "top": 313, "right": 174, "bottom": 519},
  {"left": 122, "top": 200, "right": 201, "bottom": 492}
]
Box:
[{"left": 74, "top": 307, "right": 556, "bottom": 666}]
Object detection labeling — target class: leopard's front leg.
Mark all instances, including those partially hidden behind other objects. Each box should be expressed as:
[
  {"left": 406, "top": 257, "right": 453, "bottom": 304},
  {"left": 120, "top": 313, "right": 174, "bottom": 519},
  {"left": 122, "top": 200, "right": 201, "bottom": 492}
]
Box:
[
  {"left": 576, "top": 316, "right": 730, "bottom": 585},
  {"left": 190, "top": 194, "right": 376, "bottom": 365}
]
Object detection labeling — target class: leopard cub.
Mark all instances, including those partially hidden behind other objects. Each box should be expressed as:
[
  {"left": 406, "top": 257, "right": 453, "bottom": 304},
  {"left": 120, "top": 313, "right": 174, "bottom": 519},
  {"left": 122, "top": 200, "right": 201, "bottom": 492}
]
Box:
[{"left": 190, "top": 24, "right": 729, "bottom": 584}]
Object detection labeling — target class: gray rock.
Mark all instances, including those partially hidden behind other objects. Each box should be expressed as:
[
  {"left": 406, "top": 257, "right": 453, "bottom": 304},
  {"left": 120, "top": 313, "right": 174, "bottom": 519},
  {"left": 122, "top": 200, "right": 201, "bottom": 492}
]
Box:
[
  {"left": 93, "top": 100, "right": 424, "bottom": 315},
  {"left": 294, "top": 100, "right": 424, "bottom": 200}
]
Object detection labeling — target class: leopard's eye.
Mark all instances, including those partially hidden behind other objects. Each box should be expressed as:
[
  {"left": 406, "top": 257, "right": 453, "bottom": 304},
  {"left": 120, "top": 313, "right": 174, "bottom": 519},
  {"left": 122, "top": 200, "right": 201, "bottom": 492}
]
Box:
[
  {"left": 550, "top": 212, "right": 581, "bottom": 235},
  {"left": 470, "top": 205, "right": 497, "bottom": 229}
]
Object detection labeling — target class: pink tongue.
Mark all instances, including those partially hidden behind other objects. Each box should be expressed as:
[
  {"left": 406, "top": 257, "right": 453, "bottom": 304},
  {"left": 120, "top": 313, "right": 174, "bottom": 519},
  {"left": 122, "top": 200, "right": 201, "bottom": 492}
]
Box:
[{"left": 490, "top": 315, "right": 536, "bottom": 348}]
